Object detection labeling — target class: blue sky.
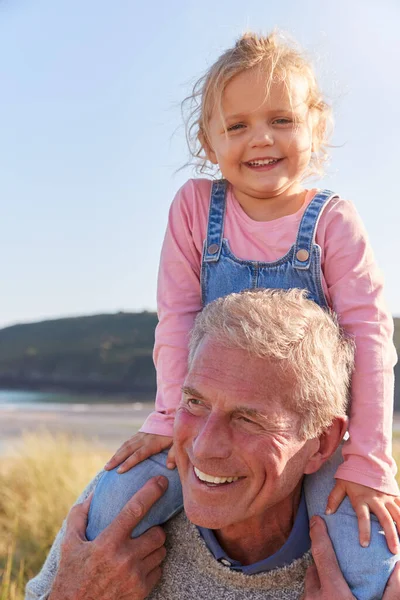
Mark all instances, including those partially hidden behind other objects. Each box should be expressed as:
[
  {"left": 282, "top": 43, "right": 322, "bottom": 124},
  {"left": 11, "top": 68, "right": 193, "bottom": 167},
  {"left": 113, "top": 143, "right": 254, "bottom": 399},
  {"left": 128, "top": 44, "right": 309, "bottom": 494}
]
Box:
[{"left": 1, "top": 0, "right": 399, "bottom": 327}]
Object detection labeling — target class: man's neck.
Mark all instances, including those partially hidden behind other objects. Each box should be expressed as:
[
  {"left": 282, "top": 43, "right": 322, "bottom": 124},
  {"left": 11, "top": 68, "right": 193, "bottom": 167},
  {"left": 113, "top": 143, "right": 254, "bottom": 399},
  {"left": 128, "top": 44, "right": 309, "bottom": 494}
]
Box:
[{"left": 214, "top": 483, "right": 303, "bottom": 565}]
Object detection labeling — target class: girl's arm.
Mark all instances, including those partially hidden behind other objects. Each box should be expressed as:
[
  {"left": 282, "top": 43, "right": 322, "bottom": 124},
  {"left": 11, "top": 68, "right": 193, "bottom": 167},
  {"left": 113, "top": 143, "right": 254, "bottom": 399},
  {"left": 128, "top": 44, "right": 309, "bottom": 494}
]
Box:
[
  {"left": 319, "top": 197, "right": 398, "bottom": 496},
  {"left": 140, "top": 180, "right": 204, "bottom": 438},
  {"left": 104, "top": 180, "right": 207, "bottom": 472},
  {"left": 317, "top": 198, "right": 400, "bottom": 551}
]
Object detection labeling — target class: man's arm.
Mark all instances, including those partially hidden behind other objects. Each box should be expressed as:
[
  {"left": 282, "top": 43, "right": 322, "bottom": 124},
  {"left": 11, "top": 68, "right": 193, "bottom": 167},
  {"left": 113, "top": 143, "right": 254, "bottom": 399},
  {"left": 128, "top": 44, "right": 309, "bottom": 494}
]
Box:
[
  {"left": 302, "top": 516, "right": 400, "bottom": 599},
  {"left": 25, "top": 476, "right": 168, "bottom": 600},
  {"left": 25, "top": 472, "right": 103, "bottom": 600}
]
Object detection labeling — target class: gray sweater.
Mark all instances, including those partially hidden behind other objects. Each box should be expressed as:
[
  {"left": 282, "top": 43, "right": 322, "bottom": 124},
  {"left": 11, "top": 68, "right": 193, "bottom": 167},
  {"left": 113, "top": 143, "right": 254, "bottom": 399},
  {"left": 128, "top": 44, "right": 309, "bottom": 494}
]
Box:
[
  {"left": 25, "top": 472, "right": 311, "bottom": 600},
  {"left": 148, "top": 511, "right": 311, "bottom": 599}
]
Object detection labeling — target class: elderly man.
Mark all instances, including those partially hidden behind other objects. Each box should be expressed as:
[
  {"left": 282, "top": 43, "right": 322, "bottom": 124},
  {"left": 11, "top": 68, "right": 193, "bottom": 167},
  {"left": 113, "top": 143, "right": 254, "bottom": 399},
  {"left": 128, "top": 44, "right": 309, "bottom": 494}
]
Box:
[{"left": 26, "top": 289, "right": 399, "bottom": 599}]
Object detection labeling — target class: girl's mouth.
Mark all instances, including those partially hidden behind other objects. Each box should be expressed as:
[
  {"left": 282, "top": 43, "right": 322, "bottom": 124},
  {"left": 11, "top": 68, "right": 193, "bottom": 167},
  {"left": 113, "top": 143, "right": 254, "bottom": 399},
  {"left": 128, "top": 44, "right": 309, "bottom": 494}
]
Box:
[{"left": 244, "top": 158, "right": 283, "bottom": 170}]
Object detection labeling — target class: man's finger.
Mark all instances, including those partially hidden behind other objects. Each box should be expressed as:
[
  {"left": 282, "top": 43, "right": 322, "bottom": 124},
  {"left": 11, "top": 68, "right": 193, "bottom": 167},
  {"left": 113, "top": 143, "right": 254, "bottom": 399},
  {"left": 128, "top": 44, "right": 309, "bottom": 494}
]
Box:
[
  {"left": 383, "top": 563, "right": 400, "bottom": 599},
  {"left": 130, "top": 525, "right": 166, "bottom": 561},
  {"left": 99, "top": 476, "right": 168, "bottom": 544},
  {"left": 141, "top": 545, "right": 167, "bottom": 574},
  {"left": 303, "top": 563, "right": 320, "bottom": 595},
  {"left": 64, "top": 492, "right": 93, "bottom": 544},
  {"left": 145, "top": 565, "right": 163, "bottom": 596},
  {"left": 309, "top": 516, "right": 350, "bottom": 593}
]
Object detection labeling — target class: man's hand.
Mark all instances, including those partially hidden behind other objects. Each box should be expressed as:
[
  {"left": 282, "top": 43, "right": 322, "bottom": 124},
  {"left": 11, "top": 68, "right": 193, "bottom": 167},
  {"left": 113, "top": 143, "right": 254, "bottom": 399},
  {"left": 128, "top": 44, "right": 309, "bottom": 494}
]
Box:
[
  {"left": 49, "top": 476, "right": 168, "bottom": 600},
  {"left": 302, "top": 516, "right": 400, "bottom": 599}
]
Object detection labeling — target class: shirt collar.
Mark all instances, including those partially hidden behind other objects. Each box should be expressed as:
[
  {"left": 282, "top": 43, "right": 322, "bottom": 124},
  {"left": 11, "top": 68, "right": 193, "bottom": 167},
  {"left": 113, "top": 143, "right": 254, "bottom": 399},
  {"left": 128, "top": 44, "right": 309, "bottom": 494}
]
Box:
[{"left": 197, "top": 489, "right": 310, "bottom": 575}]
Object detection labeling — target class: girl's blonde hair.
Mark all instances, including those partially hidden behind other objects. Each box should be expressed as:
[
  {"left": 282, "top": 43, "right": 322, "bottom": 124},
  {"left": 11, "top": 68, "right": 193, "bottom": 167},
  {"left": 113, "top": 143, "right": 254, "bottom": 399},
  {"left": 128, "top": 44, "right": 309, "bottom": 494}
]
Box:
[{"left": 183, "top": 30, "right": 332, "bottom": 178}]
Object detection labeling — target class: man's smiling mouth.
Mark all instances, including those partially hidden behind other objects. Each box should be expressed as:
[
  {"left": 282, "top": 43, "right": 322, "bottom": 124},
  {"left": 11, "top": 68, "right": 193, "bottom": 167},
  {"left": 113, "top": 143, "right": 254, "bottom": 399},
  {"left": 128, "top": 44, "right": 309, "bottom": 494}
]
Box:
[{"left": 194, "top": 467, "right": 239, "bottom": 484}]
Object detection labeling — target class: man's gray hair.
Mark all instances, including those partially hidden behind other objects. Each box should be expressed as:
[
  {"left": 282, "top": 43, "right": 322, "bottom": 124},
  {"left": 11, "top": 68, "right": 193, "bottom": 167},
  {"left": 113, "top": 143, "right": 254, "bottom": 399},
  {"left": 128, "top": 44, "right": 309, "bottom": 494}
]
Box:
[{"left": 189, "top": 289, "right": 354, "bottom": 438}]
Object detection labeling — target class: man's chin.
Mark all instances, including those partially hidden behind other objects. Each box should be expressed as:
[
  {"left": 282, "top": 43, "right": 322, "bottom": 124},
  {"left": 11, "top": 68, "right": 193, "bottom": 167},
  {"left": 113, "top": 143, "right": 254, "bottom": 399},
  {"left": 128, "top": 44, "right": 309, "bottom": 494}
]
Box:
[{"left": 183, "top": 500, "right": 236, "bottom": 530}]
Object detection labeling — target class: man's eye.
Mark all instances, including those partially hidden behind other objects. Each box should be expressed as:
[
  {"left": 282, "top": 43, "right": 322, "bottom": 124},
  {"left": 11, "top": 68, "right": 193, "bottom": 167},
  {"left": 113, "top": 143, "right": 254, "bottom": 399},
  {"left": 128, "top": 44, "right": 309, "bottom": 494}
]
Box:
[
  {"left": 188, "top": 398, "right": 203, "bottom": 407},
  {"left": 227, "top": 123, "right": 245, "bottom": 132},
  {"left": 238, "top": 415, "right": 256, "bottom": 425}
]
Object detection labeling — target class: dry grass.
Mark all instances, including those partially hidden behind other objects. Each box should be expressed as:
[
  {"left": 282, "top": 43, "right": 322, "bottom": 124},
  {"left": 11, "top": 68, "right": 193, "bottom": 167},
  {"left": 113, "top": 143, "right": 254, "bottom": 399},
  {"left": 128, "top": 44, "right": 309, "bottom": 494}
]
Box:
[
  {"left": 0, "top": 432, "right": 109, "bottom": 599},
  {"left": 1, "top": 433, "right": 400, "bottom": 600}
]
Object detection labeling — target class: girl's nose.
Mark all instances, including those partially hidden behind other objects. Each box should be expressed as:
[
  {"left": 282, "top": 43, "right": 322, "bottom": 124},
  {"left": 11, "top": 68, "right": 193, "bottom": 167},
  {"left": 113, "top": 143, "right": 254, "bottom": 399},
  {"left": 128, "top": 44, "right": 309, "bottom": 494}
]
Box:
[
  {"left": 250, "top": 126, "right": 274, "bottom": 147},
  {"left": 192, "top": 414, "right": 232, "bottom": 460}
]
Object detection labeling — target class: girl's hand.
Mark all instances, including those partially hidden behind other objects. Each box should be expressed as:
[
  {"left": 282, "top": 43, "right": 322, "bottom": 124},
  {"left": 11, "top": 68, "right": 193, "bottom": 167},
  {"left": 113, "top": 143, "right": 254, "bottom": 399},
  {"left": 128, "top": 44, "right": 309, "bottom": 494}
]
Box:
[
  {"left": 326, "top": 479, "right": 400, "bottom": 554},
  {"left": 166, "top": 444, "right": 177, "bottom": 470},
  {"left": 104, "top": 433, "right": 173, "bottom": 473}
]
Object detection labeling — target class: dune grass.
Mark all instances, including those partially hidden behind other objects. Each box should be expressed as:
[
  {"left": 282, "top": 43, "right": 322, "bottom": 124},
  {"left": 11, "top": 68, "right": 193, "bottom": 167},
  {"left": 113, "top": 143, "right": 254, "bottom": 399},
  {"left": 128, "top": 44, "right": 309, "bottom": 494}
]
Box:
[
  {"left": 0, "top": 432, "right": 109, "bottom": 600},
  {"left": 1, "top": 433, "right": 400, "bottom": 600}
]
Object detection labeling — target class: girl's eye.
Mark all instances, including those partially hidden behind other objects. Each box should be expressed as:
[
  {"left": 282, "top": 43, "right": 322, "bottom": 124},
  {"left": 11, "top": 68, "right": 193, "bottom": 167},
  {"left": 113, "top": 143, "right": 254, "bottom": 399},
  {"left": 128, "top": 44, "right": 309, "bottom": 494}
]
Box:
[
  {"left": 273, "top": 118, "right": 293, "bottom": 125},
  {"left": 227, "top": 123, "right": 245, "bottom": 132}
]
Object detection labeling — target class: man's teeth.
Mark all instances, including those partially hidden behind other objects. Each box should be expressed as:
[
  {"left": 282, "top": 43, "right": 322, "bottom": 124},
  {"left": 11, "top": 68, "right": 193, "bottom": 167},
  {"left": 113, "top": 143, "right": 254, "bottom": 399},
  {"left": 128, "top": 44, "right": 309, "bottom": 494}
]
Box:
[
  {"left": 194, "top": 467, "right": 239, "bottom": 484},
  {"left": 247, "top": 158, "right": 279, "bottom": 166}
]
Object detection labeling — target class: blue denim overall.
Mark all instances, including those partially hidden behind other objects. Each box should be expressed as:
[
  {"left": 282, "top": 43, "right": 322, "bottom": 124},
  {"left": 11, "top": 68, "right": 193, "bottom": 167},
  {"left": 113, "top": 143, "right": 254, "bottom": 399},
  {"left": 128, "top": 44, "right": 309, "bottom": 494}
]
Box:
[{"left": 87, "top": 181, "right": 397, "bottom": 599}]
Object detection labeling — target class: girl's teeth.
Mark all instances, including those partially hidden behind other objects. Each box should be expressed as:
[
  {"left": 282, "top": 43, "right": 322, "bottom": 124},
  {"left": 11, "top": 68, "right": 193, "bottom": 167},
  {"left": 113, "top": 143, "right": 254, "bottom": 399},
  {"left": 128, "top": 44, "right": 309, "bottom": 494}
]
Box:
[
  {"left": 248, "top": 159, "right": 278, "bottom": 166},
  {"left": 194, "top": 467, "right": 239, "bottom": 484}
]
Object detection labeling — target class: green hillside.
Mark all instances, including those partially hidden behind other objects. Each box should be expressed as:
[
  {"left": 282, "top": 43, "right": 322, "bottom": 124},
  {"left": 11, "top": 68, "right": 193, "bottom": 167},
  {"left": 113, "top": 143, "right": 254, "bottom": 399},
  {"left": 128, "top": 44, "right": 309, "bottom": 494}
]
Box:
[
  {"left": 0, "top": 312, "right": 399, "bottom": 408},
  {"left": 0, "top": 312, "right": 158, "bottom": 395}
]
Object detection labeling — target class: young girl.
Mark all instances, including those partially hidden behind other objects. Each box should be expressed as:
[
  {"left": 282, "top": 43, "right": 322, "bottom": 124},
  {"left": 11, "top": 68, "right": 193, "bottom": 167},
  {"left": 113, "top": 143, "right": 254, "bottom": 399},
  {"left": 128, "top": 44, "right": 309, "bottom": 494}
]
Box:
[{"left": 87, "top": 32, "right": 400, "bottom": 597}]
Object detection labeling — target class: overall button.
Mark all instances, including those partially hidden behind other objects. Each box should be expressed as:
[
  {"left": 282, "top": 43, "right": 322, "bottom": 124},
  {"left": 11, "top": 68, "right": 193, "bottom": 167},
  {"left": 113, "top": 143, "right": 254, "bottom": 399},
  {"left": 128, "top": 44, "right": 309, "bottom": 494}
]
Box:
[
  {"left": 296, "top": 249, "right": 309, "bottom": 262},
  {"left": 208, "top": 244, "right": 219, "bottom": 255}
]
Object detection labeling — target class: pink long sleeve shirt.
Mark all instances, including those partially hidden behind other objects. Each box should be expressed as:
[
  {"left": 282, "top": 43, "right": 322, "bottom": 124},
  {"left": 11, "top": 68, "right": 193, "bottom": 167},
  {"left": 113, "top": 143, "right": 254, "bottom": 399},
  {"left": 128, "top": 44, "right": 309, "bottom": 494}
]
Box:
[{"left": 141, "top": 178, "right": 398, "bottom": 495}]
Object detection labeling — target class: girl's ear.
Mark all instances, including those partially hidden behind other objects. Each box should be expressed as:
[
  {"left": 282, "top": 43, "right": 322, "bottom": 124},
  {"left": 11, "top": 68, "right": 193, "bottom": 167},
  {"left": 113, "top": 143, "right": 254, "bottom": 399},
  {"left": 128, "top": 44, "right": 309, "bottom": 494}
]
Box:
[{"left": 199, "top": 129, "right": 218, "bottom": 165}]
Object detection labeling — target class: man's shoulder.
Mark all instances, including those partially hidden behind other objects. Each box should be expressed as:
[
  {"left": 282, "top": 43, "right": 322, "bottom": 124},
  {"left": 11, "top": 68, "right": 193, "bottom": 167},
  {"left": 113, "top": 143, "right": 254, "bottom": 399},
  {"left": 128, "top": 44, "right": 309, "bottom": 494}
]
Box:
[{"left": 77, "top": 470, "right": 105, "bottom": 504}]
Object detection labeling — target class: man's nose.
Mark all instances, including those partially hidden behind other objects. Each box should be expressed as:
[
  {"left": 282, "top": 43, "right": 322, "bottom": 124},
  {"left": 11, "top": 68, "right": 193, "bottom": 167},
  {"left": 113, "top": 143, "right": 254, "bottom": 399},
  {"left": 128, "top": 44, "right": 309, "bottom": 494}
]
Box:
[{"left": 192, "top": 414, "right": 232, "bottom": 460}]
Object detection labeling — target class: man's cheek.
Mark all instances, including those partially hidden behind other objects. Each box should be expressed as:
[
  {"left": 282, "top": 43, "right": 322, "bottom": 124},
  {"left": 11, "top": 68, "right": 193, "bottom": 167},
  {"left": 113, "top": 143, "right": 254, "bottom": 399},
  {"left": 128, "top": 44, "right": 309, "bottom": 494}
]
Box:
[
  {"left": 174, "top": 407, "right": 194, "bottom": 438},
  {"left": 173, "top": 409, "right": 197, "bottom": 466}
]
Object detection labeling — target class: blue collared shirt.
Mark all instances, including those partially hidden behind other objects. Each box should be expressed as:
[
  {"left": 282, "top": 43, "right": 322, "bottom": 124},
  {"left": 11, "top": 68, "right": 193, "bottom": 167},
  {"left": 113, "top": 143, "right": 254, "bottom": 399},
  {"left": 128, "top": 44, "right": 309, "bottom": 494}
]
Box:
[{"left": 197, "top": 490, "right": 310, "bottom": 575}]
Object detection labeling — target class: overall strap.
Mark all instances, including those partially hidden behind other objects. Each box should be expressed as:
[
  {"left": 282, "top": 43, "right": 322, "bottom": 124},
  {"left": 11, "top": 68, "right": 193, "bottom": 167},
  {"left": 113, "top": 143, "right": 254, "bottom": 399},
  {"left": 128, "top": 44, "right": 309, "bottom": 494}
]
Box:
[
  {"left": 293, "top": 189, "right": 339, "bottom": 270},
  {"left": 203, "top": 179, "right": 228, "bottom": 263}
]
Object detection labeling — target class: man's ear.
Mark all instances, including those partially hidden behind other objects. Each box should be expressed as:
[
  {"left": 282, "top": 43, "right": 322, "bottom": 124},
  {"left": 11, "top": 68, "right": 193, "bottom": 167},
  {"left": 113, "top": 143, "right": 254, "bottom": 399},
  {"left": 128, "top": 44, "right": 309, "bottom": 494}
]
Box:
[
  {"left": 199, "top": 130, "right": 218, "bottom": 165},
  {"left": 303, "top": 417, "right": 348, "bottom": 475}
]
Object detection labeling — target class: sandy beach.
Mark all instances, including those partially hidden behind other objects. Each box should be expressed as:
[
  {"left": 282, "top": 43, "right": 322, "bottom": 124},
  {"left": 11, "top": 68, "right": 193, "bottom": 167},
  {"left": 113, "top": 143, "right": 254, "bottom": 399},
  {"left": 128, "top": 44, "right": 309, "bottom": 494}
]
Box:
[
  {"left": 0, "top": 402, "right": 155, "bottom": 453},
  {"left": 2, "top": 403, "right": 400, "bottom": 455}
]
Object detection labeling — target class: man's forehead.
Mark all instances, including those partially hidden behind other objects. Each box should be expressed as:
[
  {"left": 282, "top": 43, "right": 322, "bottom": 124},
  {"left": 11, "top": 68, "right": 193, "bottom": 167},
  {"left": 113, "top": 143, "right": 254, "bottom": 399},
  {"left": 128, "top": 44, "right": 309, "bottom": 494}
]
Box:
[
  {"left": 189, "top": 336, "right": 285, "bottom": 378},
  {"left": 188, "top": 339, "right": 259, "bottom": 386},
  {"left": 185, "top": 337, "right": 295, "bottom": 410},
  {"left": 190, "top": 337, "right": 253, "bottom": 369}
]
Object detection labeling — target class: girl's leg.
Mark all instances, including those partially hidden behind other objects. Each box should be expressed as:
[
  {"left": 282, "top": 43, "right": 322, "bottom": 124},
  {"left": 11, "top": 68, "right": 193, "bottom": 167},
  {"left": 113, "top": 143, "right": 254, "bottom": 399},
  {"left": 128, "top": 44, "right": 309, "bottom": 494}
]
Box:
[
  {"left": 305, "top": 446, "right": 399, "bottom": 600},
  {"left": 86, "top": 450, "right": 183, "bottom": 540}
]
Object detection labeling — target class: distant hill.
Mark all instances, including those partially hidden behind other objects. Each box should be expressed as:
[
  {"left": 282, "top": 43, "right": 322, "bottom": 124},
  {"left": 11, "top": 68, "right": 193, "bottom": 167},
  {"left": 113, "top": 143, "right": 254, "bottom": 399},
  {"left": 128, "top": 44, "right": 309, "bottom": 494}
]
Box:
[
  {"left": 0, "top": 312, "right": 158, "bottom": 396},
  {"left": 0, "top": 312, "right": 399, "bottom": 408}
]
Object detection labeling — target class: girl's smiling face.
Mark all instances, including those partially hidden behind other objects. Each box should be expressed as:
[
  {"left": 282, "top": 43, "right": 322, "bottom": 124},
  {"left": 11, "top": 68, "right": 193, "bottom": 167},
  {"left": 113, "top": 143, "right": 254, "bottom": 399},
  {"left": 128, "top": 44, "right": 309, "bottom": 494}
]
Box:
[{"left": 204, "top": 67, "right": 316, "bottom": 213}]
